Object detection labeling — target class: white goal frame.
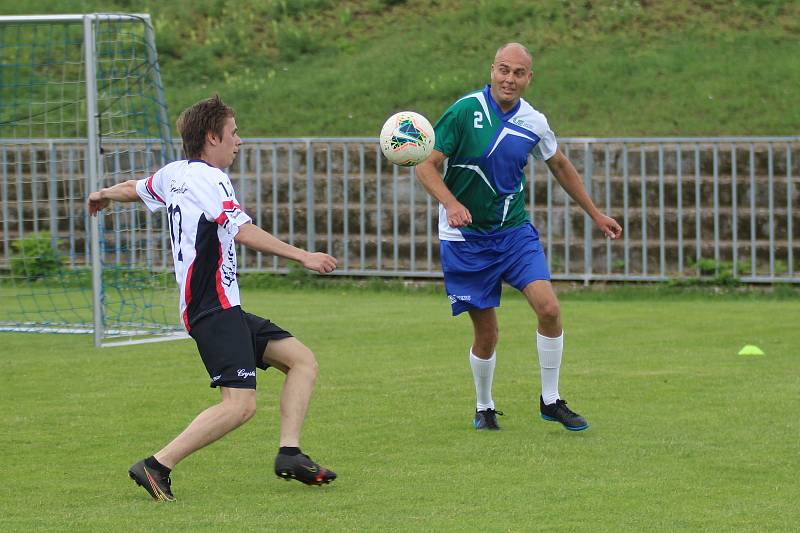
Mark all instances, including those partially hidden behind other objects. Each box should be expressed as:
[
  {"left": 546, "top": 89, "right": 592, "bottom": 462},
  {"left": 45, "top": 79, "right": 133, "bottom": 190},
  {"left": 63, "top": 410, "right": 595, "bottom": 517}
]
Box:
[{"left": 0, "top": 14, "right": 184, "bottom": 347}]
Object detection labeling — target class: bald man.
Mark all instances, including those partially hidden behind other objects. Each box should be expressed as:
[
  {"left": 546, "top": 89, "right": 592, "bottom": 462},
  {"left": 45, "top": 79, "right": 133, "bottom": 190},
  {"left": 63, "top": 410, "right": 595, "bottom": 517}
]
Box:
[{"left": 416, "top": 43, "right": 621, "bottom": 432}]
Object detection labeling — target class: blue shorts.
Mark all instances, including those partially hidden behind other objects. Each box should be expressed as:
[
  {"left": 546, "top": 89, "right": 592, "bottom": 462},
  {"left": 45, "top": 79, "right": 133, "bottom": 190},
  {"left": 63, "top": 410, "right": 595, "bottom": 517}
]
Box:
[{"left": 440, "top": 224, "right": 550, "bottom": 316}]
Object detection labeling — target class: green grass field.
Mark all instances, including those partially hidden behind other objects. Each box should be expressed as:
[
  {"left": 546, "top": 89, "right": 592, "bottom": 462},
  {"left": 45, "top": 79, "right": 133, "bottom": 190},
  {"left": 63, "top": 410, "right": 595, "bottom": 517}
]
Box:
[{"left": 1, "top": 287, "right": 798, "bottom": 531}]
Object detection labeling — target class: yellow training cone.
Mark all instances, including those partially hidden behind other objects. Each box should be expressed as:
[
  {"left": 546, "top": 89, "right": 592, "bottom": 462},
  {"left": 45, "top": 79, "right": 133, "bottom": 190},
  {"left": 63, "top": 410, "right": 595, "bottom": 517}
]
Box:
[{"left": 738, "top": 345, "right": 765, "bottom": 356}]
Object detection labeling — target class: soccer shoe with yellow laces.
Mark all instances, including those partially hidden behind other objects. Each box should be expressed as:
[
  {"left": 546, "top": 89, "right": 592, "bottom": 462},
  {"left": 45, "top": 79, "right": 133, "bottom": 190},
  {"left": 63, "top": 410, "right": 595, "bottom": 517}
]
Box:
[{"left": 128, "top": 460, "right": 175, "bottom": 501}]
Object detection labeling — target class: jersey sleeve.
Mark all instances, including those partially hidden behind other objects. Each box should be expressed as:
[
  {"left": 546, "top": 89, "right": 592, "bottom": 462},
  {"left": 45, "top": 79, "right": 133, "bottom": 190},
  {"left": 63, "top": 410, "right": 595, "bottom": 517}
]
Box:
[
  {"left": 135, "top": 171, "right": 167, "bottom": 212},
  {"left": 433, "top": 102, "right": 464, "bottom": 157},
  {"left": 531, "top": 121, "right": 558, "bottom": 161},
  {"left": 196, "top": 170, "right": 252, "bottom": 237}
]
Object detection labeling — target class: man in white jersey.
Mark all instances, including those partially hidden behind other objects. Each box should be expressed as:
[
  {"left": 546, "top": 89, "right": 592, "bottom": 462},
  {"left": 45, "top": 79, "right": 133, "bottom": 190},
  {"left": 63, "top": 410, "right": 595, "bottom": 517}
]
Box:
[
  {"left": 88, "top": 95, "right": 337, "bottom": 501},
  {"left": 416, "top": 43, "right": 621, "bottom": 432}
]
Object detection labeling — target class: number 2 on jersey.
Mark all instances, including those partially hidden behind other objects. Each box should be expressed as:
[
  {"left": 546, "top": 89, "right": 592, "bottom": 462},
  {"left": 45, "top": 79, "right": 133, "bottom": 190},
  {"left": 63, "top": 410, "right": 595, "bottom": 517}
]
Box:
[{"left": 473, "top": 111, "right": 483, "bottom": 129}]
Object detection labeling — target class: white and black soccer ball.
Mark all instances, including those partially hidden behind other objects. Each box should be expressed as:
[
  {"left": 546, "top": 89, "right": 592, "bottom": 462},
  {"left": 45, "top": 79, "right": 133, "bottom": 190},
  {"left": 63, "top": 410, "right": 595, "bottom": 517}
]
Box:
[{"left": 379, "top": 111, "right": 435, "bottom": 167}]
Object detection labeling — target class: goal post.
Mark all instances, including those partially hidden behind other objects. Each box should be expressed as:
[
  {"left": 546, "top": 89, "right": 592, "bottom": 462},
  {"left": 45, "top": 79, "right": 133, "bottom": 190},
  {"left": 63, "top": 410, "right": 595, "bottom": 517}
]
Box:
[{"left": 0, "top": 13, "right": 185, "bottom": 347}]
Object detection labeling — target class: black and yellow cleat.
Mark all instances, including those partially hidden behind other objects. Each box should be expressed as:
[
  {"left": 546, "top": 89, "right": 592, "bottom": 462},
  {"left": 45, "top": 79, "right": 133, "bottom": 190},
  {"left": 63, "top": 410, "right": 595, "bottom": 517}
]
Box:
[
  {"left": 275, "top": 452, "right": 337, "bottom": 486},
  {"left": 128, "top": 460, "right": 176, "bottom": 501}
]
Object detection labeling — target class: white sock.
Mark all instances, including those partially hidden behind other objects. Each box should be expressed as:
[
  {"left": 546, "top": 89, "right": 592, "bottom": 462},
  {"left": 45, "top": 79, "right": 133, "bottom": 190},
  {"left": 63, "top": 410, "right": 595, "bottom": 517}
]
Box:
[
  {"left": 537, "top": 331, "right": 563, "bottom": 405},
  {"left": 469, "top": 349, "right": 496, "bottom": 411}
]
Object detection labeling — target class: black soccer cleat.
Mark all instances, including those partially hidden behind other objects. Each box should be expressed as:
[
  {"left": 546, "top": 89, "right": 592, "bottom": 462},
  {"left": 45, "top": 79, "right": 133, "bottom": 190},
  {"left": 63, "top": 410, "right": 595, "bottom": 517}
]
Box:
[
  {"left": 275, "top": 452, "right": 337, "bottom": 486},
  {"left": 539, "top": 396, "right": 589, "bottom": 431},
  {"left": 473, "top": 408, "right": 503, "bottom": 431},
  {"left": 128, "top": 460, "right": 175, "bottom": 501}
]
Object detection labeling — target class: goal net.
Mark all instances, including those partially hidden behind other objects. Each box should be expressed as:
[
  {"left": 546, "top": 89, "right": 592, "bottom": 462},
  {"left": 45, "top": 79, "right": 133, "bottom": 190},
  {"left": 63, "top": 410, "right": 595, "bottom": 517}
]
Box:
[{"left": 0, "top": 14, "right": 183, "bottom": 346}]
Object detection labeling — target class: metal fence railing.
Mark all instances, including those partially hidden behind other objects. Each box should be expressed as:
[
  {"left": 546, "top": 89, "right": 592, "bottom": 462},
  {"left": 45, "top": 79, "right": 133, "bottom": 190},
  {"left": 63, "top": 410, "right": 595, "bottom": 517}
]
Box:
[{"left": 2, "top": 137, "right": 798, "bottom": 282}]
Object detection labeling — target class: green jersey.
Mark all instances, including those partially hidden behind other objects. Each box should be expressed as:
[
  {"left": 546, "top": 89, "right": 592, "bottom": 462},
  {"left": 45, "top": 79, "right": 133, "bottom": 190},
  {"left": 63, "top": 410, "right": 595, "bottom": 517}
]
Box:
[{"left": 433, "top": 84, "right": 557, "bottom": 241}]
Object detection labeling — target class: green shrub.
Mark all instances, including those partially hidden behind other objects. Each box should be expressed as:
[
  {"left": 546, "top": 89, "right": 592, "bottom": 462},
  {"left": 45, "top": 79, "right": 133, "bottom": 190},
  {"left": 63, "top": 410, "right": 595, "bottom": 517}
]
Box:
[
  {"left": 679, "top": 257, "right": 741, "bottom": 287},
  {"left": 10, "top": 232, "right": 64, "bottom": 281}
]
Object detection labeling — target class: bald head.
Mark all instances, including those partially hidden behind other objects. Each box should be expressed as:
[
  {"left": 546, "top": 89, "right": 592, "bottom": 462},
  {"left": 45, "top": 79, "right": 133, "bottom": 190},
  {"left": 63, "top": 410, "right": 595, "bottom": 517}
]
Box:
[
  {"left": 495, "top": 42, "right": 532, "bottom": 67},
  {"left": 490, "top": 42, "right": 534, "bottom": 112}
]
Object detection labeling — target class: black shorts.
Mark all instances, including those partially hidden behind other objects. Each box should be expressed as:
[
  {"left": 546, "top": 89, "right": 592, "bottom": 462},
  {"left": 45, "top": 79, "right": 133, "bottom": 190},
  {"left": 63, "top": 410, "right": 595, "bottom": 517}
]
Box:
[{"left": 188, "top": 306, "right": 293, "bottom": 389}]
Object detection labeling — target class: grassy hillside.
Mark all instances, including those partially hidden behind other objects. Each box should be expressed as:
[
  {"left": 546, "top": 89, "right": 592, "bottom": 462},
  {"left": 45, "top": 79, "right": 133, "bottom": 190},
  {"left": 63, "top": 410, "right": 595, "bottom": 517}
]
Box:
[{"left": 2, "top": 0, "right": 799, "bottom": 136}]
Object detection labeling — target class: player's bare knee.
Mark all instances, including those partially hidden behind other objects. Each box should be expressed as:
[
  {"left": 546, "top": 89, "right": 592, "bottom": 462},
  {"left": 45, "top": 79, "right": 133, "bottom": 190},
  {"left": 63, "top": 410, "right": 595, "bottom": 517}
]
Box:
[
  {"left": 477, "top": 322, "right": 498, "bottom": 342},
  {"left": 537, "top": 300, "right": 560, "bottom": 325},
  {"left": 301, "top": 355, "right": 319, "bottom": 384},
  {"left": 224, "top": 394, "right": 257, "bottom": 425},
  {"left": 474, "top": 329, "right": 498, "bottom": 355},
  {"left": 237, "top": 398, "right": 257, "bottom": 425},
  {"left": 292, "top": 346, "right": 319, "bottom": 381}
]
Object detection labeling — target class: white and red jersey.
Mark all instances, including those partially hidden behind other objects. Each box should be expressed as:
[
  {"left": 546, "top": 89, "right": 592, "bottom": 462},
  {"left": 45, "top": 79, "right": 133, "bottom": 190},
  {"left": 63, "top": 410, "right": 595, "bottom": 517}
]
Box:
[{"left": 136, "top": 159, "right": 252, "bottom": 331}]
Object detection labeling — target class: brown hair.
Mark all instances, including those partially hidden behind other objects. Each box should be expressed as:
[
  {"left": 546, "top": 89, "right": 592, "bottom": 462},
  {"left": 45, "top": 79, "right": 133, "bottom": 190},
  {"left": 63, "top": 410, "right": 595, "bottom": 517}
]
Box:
[{"left": 176, "top": 94, "right": 235, "bottom": 159}]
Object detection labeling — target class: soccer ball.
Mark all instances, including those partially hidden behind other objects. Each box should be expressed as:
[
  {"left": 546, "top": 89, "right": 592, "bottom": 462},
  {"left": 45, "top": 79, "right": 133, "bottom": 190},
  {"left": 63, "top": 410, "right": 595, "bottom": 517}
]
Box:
[{"left": 379, "top": 111, "right": 435, "bottom": 167}]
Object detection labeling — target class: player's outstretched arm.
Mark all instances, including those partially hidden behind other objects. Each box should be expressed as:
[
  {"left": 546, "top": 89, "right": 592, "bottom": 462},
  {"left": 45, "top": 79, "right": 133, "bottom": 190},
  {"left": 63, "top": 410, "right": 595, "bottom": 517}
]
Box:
[
  {"left": 415, "top": 150, "right": 472, "bottom": 227},
  {"left": 545, "top": 150, "right": 622, "bottom": 239},
  {"left": 87, "top": 179, "right": 141, "bottom": 215},
  {"left": 234, "top": 223, "right": 336, "bottom": 274}
]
